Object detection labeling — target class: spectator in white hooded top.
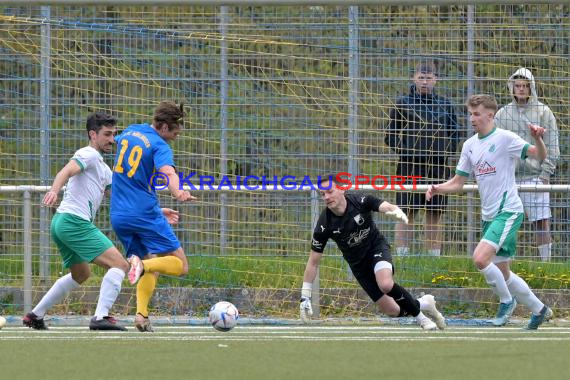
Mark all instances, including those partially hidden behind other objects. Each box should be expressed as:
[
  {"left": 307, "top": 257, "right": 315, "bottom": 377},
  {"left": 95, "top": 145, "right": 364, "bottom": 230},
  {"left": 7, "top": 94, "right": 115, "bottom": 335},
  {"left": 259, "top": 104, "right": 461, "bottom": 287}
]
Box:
[{"left": 494, "top": 68, "right": 560, "bottom": 261}]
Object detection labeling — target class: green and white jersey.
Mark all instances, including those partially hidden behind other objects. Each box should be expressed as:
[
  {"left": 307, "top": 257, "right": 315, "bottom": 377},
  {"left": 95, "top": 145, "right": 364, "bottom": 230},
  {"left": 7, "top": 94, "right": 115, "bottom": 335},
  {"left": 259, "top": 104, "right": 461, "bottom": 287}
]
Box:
[
  {"left": 456, "top": 128, "right": 530, "bottom": 221},
  {"left": 57, "top": 146, "right": 112, "bottom": 222}
]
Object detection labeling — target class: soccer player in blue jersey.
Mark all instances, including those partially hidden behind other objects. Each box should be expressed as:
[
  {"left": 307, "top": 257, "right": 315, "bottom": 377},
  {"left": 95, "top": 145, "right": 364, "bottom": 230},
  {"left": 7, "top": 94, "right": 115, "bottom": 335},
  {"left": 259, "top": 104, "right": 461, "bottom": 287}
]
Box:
[{"left": 110, "top": 101, "right": 195, "bottom": 332}]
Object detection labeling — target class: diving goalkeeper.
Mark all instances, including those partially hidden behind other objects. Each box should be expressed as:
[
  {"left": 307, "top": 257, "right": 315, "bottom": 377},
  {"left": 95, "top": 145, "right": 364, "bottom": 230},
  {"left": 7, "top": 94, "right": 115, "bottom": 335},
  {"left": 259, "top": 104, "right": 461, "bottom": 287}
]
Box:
[{"left": 299, "top": 176, "right": 446, "bottom": 330}]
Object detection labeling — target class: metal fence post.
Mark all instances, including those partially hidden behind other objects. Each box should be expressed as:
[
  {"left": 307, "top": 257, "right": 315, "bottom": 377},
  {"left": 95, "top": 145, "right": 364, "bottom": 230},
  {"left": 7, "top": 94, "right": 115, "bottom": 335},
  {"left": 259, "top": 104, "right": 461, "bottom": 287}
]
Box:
[
  {"left": 39, "top": 5, "right": 52, "bottom": 281},
  {"left": 23, "top": 190, "right": 33, "bottom": 313},
  {"left": 346, "top": 6, "right": 359, "bottom": 280},
  {"left": 310, "top": 190, "right": 320, "bottom": 317},
  {"left": 348, "top": 6, "right": 359, "bottom": 178},
  {"left": 219, "top": 5, "right": 229, "bottom": 254},
  {"left": 466, "top": 5, "right": 476, "bottom": 256}
]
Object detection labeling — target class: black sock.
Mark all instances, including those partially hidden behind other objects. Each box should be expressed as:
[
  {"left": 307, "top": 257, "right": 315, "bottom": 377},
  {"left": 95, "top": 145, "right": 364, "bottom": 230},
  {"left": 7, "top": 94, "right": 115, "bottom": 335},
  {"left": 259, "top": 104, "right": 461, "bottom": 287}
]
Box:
[{"left": 387, "top": 283, "right": 420, "bottom": 317}]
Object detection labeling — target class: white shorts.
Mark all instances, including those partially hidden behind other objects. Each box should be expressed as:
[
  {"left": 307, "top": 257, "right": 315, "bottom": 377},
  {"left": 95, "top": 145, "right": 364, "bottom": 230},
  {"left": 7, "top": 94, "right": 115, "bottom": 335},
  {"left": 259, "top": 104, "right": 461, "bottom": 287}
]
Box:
[{"left": 517, "top": 178, "right": 551, "bottom": 222}]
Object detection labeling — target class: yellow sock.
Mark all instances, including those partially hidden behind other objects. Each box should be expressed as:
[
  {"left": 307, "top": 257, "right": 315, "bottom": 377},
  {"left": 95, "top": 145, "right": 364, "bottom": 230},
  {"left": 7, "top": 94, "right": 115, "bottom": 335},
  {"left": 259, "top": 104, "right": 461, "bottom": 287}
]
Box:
[
  {"left": 136, "top": 272, "right": 158, "bottom": 317},
  {"left": 142, "top": 256, "right": 184, "bottom": 276}
]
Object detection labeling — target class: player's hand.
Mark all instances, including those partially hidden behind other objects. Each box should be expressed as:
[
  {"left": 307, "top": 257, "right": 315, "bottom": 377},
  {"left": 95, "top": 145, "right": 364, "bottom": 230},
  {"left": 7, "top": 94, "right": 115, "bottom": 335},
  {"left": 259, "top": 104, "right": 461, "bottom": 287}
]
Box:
[
  {"left": 426, "top": 185, "right": 438, "bottom": 202},
  {"left": 528, "top": 123, "right": 545, "bottom": 140},
  {"left": 300, "top": 296, "right": 313, "bottom": 323},
  {"left": 173, "top": 190, "right": 197, "bottom": 202},
  {"left": 162, "top": 208, "right": 179, "bottom": 224},
  {"left": 42, "top": 190, "right": 58, "bottom": 207},
  {"left": 386, "top": 207, "right": 408, "bottom": 225}
]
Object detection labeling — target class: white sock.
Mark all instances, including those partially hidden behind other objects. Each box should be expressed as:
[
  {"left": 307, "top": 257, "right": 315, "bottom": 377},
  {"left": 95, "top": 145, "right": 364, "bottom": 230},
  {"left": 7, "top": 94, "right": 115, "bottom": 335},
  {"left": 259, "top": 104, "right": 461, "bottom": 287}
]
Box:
[
  {"left": 32, "top": 273, "right": 80, "bottom": 318},
  {"left": 479, "top": 263, "right": 512, "bottom": 304},
  {"left": 396, "top": 247, "right": 410, "bottom": 256},
  {"left": 506, "top": 272, "right": 544, "bottom": 315},
  {"left": 418, "top": 297, "right": 429, "bottom": 310},
  {"left": 94, "top": 268, "right": 125, "bottom": 320},
  {"left": 415, "top": 311, "right": 429, "bottom": 322},
  {"left": 538, "top": 243, "right": 551, "bottom": 262},
  {"left": 428, "top": 249, "right": 441, "bottom": 257}
]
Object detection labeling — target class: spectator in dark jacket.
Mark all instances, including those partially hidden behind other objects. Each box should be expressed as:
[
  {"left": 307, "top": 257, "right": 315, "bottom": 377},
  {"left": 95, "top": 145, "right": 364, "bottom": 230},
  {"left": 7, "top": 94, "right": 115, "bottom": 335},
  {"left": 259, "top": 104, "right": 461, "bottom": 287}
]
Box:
[{"left": 384, "top": 62, "right": 459, "bottom": 256}]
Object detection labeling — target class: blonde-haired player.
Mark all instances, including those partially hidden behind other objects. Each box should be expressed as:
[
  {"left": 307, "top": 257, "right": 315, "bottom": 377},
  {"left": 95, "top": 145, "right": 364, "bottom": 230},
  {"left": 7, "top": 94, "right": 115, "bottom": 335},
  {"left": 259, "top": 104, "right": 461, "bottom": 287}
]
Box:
[{"left": 427, "top": 94, "right": 552, "bottom": 329}]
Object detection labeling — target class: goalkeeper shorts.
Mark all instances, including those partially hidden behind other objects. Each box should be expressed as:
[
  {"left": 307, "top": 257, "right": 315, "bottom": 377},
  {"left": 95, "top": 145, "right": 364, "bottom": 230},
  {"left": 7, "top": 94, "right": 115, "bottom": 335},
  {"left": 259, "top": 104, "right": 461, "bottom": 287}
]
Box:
[{"left": 349, "top": 242, "right": 394, "bottom": 303}]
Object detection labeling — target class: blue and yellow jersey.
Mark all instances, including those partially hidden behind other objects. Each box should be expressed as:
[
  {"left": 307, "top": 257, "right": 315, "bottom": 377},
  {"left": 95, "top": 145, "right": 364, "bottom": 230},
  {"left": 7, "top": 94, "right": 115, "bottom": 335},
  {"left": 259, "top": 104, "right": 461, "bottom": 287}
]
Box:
[{"left": 110, "top": 123, "right": 174, "bottom": 217}]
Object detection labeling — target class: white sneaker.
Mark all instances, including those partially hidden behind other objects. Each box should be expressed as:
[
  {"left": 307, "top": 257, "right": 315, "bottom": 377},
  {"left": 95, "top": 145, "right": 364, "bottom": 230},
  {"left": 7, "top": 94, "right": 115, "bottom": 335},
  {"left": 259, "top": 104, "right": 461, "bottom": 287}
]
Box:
[
  {"left": 419, "top": 294, "right": 446, "bottom": 330},
  {"left": 418, "top": 316, "right": 437, "bottom": 331},
  {"left": 128, "top": 255, "right": 144, "bottom": 285}
]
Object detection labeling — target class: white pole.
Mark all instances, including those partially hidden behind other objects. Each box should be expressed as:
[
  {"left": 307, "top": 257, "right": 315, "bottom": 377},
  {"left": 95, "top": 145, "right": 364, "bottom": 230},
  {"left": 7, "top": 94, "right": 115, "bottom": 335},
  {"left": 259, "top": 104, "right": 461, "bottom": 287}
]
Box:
[{"left": 23, "top": 191, "right": 33, "bottom": 313}]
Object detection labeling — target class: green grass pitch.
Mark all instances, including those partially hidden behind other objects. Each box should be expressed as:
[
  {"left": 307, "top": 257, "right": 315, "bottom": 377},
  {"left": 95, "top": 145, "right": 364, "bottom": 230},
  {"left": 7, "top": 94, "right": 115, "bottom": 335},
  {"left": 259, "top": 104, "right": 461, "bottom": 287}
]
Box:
[{"left": 0, "top": 325, "right": 568, "bottom": 380}]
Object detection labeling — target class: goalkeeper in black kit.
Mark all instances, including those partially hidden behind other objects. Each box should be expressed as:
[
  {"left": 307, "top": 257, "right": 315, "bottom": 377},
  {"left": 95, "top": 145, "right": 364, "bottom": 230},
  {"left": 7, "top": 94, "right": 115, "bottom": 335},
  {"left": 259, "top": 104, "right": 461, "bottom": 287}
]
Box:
[{"left": 299, "top": 176, "right": 446, "bottom": 330}]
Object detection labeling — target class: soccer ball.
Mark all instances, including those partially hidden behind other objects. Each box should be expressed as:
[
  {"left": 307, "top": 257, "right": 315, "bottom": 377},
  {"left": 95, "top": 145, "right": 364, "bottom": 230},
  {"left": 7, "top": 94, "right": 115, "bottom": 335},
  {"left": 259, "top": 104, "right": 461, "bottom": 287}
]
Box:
[
  {"left": 0, "top": 316, "right": 6, "bottom": 329},
  {"left": 208, "top": 301, "right": 239, "bottom": 332}
]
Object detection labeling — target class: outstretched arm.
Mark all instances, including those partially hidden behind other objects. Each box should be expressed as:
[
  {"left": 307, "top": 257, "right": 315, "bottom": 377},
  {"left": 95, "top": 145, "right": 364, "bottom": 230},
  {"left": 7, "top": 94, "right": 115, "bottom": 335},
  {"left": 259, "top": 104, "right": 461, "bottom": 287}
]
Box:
[
  {"left": 158, "top": 164, "right": 197, "bottom": 202},
  {"left": 300, "top": 250, "right": 322, "bottom": 323},
  {"left": 379, "top": 201, "right": 408, "bottom": 224},
  {"left": 302, "top": 250, "right": 322, "bottom": 285},
  {"left": 426, "top": 174, "right": 467, "bottom": 201},
  {"left": 42, "top": 160, "right": 82, "bottom": 206}
]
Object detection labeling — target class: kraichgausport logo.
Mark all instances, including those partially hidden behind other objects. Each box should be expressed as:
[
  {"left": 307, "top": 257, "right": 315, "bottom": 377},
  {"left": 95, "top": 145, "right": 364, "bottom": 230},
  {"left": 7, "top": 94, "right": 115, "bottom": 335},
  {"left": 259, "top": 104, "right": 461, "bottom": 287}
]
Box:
[{"left": 148, "top": 172, "right": 422, "bottom": 191}]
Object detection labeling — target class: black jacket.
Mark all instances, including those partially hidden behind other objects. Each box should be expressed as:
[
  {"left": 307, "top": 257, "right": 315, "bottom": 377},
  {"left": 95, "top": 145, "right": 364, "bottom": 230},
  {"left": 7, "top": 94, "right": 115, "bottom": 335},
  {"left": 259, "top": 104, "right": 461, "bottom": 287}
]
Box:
[{"left": 384, "top": 85, "right": 459, "bottom": 160}]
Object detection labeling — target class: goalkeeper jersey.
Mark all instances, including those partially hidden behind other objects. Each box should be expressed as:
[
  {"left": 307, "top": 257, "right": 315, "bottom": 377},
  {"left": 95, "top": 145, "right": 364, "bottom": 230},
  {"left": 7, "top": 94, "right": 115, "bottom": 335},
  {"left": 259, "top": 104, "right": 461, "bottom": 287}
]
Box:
[
  {"left": 456, "top": 128, "right": 530, "bottom": 221},
  {"left": 310, "top": 193, "right": 385, "bottom": 266}
]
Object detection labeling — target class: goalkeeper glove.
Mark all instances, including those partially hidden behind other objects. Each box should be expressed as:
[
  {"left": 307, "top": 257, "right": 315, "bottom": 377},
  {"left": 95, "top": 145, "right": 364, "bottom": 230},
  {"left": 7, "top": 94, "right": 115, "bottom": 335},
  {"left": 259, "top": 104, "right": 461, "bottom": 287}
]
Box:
[
  {"left": 386, "top": 207, "right": 408, "bottom": 224},
  {"left": 300, "top": 282, "right": 313, "bottom": 323}
]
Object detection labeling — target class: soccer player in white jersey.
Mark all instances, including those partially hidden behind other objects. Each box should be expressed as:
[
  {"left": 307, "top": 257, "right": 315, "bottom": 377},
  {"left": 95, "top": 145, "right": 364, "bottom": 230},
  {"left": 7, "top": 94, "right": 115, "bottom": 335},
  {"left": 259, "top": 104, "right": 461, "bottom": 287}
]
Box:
[
  {"left": 426, "top": 94, "right": 552, "bottom": 329},
  {"left": 23, "top": 113, "right": 132, "bottom": 331}
]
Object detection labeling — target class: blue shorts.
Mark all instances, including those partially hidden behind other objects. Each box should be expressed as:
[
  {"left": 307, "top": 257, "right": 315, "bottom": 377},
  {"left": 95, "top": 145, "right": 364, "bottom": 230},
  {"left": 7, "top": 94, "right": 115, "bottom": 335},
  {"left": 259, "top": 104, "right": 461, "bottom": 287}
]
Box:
[{"left": 111, "top": 213, "right": 181, "bottom": 258}]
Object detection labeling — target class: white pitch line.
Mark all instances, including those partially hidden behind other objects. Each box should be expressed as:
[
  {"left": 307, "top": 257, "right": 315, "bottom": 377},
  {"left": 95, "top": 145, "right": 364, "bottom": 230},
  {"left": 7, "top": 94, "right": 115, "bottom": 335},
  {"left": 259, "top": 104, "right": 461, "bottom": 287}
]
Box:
[
  {"left": 6, "top": 326, "right": 570, "bottom": 334},
  {"left": 12, "top": 325, "right": 570, "bottom": 330},
  {"left": 4, "top": 325, "right": 570, "bottom": 340},
  {"left": 1, "top": 335, "right": 569, "bottom": 342},
  {"left": 4, "top": 330, "right": 570, "bottom": 336},
  {"left": 5, "top": 327, "right": 554, "bottom": 332}
]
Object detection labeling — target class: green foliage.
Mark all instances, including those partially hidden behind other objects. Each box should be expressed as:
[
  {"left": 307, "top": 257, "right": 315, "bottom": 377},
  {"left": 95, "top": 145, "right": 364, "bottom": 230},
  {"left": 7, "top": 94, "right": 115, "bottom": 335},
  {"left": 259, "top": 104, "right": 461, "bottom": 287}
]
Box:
[{"left": 4, "top": 254, "right": 566, "bottom": 291}]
